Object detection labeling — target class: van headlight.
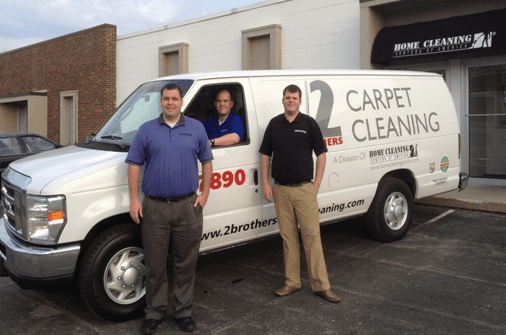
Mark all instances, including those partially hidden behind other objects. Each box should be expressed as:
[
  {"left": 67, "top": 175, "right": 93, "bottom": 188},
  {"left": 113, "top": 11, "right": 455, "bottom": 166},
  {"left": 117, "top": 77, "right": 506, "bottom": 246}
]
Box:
[{"left": 26, "top": 195, "right": 66, "bottom": 244}]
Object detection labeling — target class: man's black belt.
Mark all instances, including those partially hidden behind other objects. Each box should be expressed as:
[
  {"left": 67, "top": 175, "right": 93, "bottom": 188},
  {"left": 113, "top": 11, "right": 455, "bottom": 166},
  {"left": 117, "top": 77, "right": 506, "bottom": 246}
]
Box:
[
  {"left": 146, "top": 191, "right": 196, "bottom": 203},
  {"left": 275, "top": 180, "right": 312, "bottom": 187}
]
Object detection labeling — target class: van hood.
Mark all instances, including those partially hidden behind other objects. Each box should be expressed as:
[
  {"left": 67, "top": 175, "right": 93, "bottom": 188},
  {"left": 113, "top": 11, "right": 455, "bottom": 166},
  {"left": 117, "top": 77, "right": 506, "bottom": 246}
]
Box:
[{"left": 8, "top": 145, "right": 127, "bottom": 194}]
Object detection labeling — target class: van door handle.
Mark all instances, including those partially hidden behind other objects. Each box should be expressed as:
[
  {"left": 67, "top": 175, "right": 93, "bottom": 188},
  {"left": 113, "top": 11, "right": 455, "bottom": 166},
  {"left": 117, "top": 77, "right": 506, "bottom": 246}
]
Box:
[{"left": 254, "top": 170, "right": 258, "bottom": 185}]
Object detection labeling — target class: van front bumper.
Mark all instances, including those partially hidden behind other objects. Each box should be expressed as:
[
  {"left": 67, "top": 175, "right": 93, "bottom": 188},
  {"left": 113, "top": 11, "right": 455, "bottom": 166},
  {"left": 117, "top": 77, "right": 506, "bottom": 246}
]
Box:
[
  {"left": 458, "top": 172, "right": 469, "bottom": 192},
  {"left": 0, "top": 217, "right": 80, "bottom": 288}
]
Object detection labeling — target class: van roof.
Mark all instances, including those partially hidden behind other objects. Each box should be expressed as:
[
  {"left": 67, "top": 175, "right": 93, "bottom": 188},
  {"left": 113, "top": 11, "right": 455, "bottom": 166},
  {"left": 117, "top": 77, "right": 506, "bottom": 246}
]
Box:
[{"left": 151, "top": 69, "right": 440, "bottom": 82}]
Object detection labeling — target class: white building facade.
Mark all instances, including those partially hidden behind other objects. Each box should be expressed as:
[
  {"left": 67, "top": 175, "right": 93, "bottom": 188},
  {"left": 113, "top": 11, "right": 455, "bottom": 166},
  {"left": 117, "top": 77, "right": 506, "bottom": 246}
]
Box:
[{"left": 116, "top": 0, "right": 360, "bottom": 102}]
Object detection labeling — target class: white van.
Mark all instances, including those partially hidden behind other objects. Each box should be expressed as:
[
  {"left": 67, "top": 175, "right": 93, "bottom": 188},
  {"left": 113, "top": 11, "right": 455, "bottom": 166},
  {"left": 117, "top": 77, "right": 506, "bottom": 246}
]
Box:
[{"left": 0, "top": 70, "right": 468, "bottom": 321}]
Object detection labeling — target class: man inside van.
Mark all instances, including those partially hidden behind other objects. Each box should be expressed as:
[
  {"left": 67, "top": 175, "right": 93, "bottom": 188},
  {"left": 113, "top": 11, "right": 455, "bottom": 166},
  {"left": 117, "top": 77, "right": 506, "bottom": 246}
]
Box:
[
  {"left": 203, "top": 89, "right": 245, "bottom": 147},
  {"left": 259, "top": 84, "right": 341, "bottom": 303},
  {"left": 127, "top": 83, "right": 213, "bottom": 334}
]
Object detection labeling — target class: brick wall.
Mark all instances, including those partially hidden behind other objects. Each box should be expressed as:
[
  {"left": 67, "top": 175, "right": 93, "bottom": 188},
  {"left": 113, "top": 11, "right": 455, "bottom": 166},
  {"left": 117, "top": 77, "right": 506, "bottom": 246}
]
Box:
[{"left": 0, "top": 24, "right": 116, "bottom": 143}]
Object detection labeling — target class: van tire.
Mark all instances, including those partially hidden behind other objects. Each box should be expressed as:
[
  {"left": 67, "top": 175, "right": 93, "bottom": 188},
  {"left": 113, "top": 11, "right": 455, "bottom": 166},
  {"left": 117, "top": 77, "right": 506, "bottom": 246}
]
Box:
[
  {"left": 78, "top": 224, "right": 146, "bottom": 322},
  {"left": 366, "top": 178, "right": 413, "bottom": 242}
]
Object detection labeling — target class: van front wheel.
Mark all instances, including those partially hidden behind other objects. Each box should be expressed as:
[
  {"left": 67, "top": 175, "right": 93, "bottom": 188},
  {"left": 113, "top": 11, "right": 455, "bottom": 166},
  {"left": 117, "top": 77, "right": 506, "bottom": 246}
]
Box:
[
  {"left": 78, "top": 224, "right": 146, "bottom": 322},
  {"left": 366, "top": 178, "right": 413, "bottom": 242}
]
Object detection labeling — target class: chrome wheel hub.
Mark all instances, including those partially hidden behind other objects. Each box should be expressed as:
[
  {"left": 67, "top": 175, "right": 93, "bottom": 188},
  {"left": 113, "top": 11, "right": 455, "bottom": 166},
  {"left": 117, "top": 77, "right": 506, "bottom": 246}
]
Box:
[
  {"left": 103, "top": 247, "right": 146, "bottom": 305},
  {"left": 383, "top": 192, "right": 408, "bottom": 231}
]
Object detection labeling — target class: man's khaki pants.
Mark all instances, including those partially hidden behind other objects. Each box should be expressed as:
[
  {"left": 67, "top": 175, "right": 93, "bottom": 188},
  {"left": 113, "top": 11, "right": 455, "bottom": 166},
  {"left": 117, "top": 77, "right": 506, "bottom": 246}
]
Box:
[{"left": 272, "top": 182, "right": 330, "bottom": 291}]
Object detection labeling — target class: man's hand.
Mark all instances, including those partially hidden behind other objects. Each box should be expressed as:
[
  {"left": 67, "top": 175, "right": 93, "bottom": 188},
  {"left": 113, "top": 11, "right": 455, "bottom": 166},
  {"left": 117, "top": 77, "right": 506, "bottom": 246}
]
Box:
[
  {"left": 263, "top": 183, "right": 273, "bottom": 202},
  {"left": 196, "top": 161, "right": 212, "bottom": 209},
  {"left": 313, "top": 152, "right": 326, "bottom": 195},
  {"left": 260, "top": 154, "right": 273, "bottom": 202},
  {"left": 129, "top": 198, "right": 143, "bottom": 224},
  {"left": 128, "top": 164, "right": 143, "bottom": 224},
  {"left": 313, "top": 181, "right": 321, "bottom": 194},
  {"left": 194, "top": 192, "right": 209, "bottom": 209}
]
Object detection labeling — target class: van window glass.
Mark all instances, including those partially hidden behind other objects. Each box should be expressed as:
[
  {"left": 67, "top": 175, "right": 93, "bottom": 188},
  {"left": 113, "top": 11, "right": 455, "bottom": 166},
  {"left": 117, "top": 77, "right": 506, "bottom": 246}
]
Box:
[
  {"left": 184, "top": 84, "right": 248, "bottom": 147},
  {"left": 93, "top": 80, "right": 193, "bottom": 146}
]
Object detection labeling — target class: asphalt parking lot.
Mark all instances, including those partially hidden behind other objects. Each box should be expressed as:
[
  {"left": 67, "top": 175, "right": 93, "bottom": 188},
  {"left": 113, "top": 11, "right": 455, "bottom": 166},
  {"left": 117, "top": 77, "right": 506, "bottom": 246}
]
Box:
[{"left": 1, "top": 205, "right": 505, "bottom": 334}]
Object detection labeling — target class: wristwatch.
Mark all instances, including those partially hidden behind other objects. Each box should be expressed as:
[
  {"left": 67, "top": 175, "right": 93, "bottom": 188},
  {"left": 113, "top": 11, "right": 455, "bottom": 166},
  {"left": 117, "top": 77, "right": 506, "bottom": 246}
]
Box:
[{"left": 210, "top": 138, "right": 215, "bottom": 147}]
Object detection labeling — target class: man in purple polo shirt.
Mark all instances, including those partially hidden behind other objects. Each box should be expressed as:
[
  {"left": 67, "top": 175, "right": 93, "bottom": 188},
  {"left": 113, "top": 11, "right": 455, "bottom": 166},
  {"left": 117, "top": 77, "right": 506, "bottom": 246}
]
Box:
[
  {"left": 126, "top": 83, "right": 213, "bottom": 334},
  {"left": 203, "top": 89, "right": 245, "bottom": 147}
]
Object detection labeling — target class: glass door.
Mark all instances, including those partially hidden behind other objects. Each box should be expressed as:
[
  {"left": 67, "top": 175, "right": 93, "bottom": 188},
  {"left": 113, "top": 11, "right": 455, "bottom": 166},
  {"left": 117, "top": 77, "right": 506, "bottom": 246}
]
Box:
[{"left": 465, "top": 58, "right": 506, "bottom": 185}]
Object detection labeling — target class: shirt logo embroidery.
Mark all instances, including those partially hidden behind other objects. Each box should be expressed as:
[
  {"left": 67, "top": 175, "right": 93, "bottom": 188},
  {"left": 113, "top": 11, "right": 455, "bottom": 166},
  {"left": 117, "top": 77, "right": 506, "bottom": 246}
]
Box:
[
  {"left": 294, "top": 129, "right": 306, "bottom": 134},
  {"left": 180, "top": 133, "right": 193, "bottom": 136}
]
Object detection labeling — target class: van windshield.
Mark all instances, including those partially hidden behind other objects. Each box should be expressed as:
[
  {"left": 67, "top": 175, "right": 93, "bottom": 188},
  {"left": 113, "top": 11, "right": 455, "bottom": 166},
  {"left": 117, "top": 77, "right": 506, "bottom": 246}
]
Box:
[{"left": 79, "top": 79, "right": 193, "bottom": 151}]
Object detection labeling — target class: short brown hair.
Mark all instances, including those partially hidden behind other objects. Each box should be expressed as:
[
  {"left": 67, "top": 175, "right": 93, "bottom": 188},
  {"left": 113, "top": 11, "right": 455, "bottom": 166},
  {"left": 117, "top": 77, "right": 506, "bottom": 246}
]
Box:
[
  {"left": 160, "top": 83, "right": 183, "bottom": 98},
  {"left": 283, "top": 84, "right": 302, "bottom": 99}
]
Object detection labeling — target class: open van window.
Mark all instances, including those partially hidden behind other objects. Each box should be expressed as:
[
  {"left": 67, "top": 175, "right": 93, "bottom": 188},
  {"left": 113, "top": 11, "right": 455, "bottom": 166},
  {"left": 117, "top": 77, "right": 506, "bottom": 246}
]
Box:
[
  {"left": 184, "top": 83, "right": 249, "bottom": 146},
  {"left": 78, "top": 79, "right": 193, "bottom": 151}
]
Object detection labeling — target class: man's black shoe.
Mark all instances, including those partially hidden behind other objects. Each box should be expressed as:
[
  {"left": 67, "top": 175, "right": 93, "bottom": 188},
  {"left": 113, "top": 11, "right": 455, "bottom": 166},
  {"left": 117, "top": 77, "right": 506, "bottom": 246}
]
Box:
[
  {"left": 141, "top": 319, "right": 162, "bottom": 334},
  {"left": 175, "top": 316, "right": 196, "bottom": 332}
]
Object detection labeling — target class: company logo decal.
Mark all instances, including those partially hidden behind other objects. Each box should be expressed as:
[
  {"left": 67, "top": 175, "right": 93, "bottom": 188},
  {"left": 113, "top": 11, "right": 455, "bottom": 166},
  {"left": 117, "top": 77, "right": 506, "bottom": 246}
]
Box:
[
  {"left": 472, "top": 32, "right": 494, "bottom": 48},
  {"left": 393, "top": 31, "right": 496, "bottom": 59},
  {"left": 324, "top": 136, "right": 343, "bottom": 147},
  {"left": 309, "top": 80, "right": 344, "bottom": 147},
  {"left": 368, "top": 145, "right": 419, "bottom": 171},
  {"left": 369, "top": 144, "right": 418, "bottom": 164},
  {"left": 440, "top": 156, "right": 449, "bottom": 173},
  {"left": 429, "top": 163, "right": 435, "bottom": 174}
]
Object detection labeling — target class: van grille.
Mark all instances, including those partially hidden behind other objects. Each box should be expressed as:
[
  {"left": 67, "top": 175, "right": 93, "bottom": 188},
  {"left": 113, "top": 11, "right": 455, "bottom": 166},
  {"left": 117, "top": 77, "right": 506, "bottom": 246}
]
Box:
[{"left": 1, "top": 179, "right": 22, "bottom": 235}]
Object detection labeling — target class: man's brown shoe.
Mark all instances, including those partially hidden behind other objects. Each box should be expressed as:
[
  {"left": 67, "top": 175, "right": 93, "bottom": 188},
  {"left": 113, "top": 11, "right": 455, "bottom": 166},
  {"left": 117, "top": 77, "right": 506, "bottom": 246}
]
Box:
[
  {"left": 315, "top": 289, "right": 341, "bottom": 303},
  {"left": 275, "top": 285, "right": 302, "bottom": 296}
]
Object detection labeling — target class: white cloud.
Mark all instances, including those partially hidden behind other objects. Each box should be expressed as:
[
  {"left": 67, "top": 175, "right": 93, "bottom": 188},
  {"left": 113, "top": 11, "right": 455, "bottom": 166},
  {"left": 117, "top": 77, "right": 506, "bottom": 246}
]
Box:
[
  {"left": 30, "top": 0, "right": 181, "bottom": 35},
  {"left": 0, "top": 0, "right": 191, "bottom": 37}
]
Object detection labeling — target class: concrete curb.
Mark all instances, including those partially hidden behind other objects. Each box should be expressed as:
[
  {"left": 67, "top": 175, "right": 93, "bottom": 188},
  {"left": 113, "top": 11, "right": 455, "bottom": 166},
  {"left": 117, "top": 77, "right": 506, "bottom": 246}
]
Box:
[{"left": 415, "top": 197, "right": 506, "bottom": 214}]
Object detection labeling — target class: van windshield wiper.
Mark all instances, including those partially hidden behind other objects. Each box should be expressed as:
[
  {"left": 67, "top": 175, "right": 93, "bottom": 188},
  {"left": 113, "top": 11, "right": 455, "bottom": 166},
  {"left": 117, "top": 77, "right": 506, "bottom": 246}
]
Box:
[
  {"left": 100, "top": 135, "right": 126, "bottom": 149},
  {"left": 84, "top": 132, "right": 97, "bottom": 144}
]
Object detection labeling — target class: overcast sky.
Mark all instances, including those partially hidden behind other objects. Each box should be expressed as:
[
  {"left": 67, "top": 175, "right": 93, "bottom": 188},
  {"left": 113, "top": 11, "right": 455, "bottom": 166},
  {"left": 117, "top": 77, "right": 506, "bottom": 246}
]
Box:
[{"left": 0, "top": 0, "right": 263, "bottom": 52}]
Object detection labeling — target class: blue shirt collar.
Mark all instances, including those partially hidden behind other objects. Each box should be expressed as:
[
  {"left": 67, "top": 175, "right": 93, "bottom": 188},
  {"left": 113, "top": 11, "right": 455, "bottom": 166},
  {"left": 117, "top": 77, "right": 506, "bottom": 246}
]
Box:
[{"left": 158, "top": 112, "right": 186, "bottom": 126}]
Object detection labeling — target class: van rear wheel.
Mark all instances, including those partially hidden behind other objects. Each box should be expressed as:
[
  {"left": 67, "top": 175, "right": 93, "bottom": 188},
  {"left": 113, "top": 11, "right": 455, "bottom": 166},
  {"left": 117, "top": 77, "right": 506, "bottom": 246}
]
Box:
[
  {"left": 366, "top": 178, "right": 413, "bottom": 242},
  {"left": 78, "top": 224, "right": 146, "bottom": 322}
]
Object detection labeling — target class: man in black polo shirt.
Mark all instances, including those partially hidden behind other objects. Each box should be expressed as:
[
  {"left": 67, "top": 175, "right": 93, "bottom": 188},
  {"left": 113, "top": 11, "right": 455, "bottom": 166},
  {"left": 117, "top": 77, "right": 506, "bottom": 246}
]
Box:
[{"left": 259, "top": 84, "right": 340, "bottom": 303}]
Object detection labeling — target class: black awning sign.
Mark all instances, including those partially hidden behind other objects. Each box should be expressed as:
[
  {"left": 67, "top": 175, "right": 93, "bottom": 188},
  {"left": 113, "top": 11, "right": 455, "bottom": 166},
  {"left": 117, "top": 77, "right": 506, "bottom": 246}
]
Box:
[
  {"left": 394, "top": 32, "right": 495, "bottom": 58},
  {"left": 371, "top": 9, "right": 506, "bottom": 64}
]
